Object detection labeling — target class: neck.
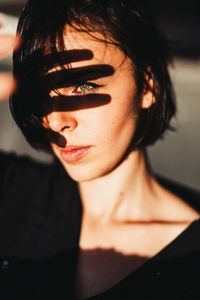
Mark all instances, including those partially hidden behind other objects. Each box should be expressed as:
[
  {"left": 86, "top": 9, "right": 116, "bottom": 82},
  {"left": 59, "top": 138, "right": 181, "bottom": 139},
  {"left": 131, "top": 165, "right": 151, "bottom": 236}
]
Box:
[{"left": 78, "top": 149, "right": 156, "bottom": 224}]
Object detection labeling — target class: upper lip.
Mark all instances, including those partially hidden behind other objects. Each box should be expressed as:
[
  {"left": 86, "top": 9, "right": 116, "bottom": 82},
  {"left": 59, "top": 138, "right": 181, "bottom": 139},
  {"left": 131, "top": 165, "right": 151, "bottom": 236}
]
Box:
[{"left": 60, "top": 145, "right": 90, "bottom": 152}]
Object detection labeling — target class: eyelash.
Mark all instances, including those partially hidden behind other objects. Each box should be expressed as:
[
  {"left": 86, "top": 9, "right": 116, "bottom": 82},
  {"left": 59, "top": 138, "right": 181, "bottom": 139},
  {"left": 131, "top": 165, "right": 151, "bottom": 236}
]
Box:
[{"left": 73, "top": 82, "right": 102, "bottom": 95}]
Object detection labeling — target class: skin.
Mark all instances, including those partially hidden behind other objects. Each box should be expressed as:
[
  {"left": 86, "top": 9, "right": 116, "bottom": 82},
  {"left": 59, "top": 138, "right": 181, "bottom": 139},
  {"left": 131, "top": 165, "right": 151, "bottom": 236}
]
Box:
[
  {"left": 42, "top": 28, "right": 199, "bottom": 224},
  {"left": 0, "top": 34, "right": 17, "bottom": 101},
  {"left": 1, "top": 27, "right": 190, "bottom": 227},
  {"left": 43, "top": 28, "right": 152, "bottom": 183},
  {"left": 42, "top": 28, "right": 199, "bottom": 299},
  {"left": 0, "top": 27, "right": 199, "bottom": 300}
]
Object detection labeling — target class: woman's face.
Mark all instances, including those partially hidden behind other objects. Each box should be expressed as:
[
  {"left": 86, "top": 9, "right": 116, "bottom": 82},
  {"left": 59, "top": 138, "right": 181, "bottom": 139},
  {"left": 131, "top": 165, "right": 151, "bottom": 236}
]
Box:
[{"left": 43, "top": 27, "right": 140, "bottom": 182}]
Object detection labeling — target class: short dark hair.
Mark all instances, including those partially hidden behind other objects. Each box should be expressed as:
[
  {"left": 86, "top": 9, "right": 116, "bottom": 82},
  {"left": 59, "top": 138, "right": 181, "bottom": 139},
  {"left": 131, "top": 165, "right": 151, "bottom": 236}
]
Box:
[{"left": 10, "top": 0, "right": 176, "bottom": 152}]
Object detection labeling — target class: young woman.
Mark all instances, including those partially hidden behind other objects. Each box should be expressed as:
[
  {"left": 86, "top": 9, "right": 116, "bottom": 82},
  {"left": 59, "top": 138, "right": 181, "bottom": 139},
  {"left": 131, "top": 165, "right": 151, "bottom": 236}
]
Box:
[{"left": 0, "top": 0, "right": 200, "bottom": 299}]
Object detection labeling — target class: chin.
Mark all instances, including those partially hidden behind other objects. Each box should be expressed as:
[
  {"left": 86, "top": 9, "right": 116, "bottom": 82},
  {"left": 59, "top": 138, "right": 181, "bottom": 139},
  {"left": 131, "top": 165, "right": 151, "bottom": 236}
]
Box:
[
  {"left": 60, "top": 160, "right": 114, "bottom": 183},
  {"left": 58, "top": 147, "right": 132, "bottom": 182}
]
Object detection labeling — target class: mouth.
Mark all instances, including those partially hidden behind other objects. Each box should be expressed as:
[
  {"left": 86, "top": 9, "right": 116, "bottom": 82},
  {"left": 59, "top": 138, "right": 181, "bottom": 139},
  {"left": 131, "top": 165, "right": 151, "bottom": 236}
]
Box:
[{"left": 59, "top": 145, "right": 91, "bottom": 163}]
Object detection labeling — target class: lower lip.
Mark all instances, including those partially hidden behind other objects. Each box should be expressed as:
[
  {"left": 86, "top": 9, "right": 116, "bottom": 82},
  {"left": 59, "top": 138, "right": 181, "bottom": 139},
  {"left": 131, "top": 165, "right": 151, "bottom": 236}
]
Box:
[{"left": 60, "top": 147, "right": 91, "bottom": 163}]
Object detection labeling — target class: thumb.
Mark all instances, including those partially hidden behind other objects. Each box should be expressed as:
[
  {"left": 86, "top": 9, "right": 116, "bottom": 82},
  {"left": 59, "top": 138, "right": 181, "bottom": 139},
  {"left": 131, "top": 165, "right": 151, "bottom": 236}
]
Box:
[
  {"left": 0, "top": 73, "right": 15, "bottom": 101},
  {"left": 0, "top": 34, "right": 18, "bottom": 59}
]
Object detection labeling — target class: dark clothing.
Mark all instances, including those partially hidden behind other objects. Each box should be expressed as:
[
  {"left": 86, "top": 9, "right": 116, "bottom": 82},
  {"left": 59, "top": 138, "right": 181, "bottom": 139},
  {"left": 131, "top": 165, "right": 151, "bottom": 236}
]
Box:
[{"left": 0, "top": 151, "right": 200, "bottom": 299}]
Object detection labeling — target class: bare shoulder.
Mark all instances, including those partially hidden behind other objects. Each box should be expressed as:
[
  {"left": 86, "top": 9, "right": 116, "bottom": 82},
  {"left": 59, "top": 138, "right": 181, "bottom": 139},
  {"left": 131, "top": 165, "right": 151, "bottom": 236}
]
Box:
[{"left": 154, "top": 175, "right": 200, "bottom": 222}]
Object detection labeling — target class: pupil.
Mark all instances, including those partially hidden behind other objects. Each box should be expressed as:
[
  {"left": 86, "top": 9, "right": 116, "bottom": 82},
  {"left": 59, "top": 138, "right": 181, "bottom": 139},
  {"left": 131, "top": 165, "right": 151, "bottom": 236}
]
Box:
[{"left": 81, "top": 84, "right": 89, "bottom": 91}]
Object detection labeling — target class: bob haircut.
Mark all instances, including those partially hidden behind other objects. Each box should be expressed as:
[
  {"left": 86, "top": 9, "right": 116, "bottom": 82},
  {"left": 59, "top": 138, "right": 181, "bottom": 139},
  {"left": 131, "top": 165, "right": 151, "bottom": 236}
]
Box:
[{"left": 10, "top": 0, "right": 176, "bottom": 153}]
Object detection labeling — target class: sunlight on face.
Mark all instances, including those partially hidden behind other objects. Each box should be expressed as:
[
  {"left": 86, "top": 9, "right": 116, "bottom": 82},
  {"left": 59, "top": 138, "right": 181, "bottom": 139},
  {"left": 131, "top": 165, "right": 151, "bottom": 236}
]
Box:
[{"left": 43, "top": 27, "right": 139, "bottom": 182}]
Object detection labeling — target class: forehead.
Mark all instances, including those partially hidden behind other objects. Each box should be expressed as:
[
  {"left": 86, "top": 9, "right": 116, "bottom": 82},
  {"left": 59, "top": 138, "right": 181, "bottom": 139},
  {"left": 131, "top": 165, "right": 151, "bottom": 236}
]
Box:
[{"left": 60, "top": 25, "right": 127, "bottom": 69}]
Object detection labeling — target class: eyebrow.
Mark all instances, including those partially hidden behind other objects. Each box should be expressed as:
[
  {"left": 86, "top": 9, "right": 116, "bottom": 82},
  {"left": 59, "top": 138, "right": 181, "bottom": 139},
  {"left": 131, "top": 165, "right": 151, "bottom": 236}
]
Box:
[{"left": 41, "top": 64, "right": 115, "bottom": 91}]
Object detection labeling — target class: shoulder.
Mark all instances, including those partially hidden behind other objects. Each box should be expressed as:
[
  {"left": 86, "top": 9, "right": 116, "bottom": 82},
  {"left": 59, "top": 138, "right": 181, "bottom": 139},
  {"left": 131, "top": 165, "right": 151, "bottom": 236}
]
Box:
[
  {"left": 0, "top": 151, "right": 57, "bottom": 200},
  {"left": 0, "top": 150, "right": 54, "bottom": 180},
  {"left": 153, "top": 174, "right": 200, "bottom": 225},
  {"left": 0, "top": 152, "right": 81, "bottom": 258},
  {"left": 0, "top": 151, "right": 74, "bottom": 226},
  {"left": 156, "top": 175, "right": 200, "bottom": 212}
]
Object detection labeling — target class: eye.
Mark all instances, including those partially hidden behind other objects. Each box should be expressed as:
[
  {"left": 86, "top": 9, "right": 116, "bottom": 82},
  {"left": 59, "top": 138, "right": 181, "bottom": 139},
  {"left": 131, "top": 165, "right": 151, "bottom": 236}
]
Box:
[{"left": 73, "top": 82, "right": 101, "bottom": 95}]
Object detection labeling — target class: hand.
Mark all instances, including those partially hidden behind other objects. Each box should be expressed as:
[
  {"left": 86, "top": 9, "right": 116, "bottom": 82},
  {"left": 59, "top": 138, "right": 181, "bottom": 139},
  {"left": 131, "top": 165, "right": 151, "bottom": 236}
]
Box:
[{"left": 0, "top": 34, "right": 18, "bottom": 101}]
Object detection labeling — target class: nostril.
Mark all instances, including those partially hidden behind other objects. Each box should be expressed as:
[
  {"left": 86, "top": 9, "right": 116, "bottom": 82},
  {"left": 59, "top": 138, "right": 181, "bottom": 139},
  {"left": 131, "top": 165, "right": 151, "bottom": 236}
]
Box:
[
  {"left": 61, "top": 125, "right": 71, "bottom": 132},
  {"left": 44, "top": 112, "right": 78, "bottom": 133}
]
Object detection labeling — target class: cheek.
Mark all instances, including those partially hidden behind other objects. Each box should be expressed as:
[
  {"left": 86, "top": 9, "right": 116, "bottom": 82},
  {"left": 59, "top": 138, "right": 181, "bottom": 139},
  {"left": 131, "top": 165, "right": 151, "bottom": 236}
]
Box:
[
  {"left": 103, "top": 89, "right": 137, "bottom": 137},
  {"left": 81, "top": 92, "right": 137, "bottom": 149}
]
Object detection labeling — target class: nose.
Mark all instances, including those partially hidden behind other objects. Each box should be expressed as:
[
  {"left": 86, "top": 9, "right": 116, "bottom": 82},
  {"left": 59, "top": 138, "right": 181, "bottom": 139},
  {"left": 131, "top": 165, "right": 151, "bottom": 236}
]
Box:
[{"left": 43, "top": 111, "right": 78, "bottom": 133}]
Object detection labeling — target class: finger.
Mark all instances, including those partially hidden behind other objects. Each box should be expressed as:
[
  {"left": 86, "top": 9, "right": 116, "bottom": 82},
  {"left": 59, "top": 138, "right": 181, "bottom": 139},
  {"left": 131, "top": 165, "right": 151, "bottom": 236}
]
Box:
[
  {"left": 0, "top": 34, "right": 17, "bottom": 59},
  {"left": 42, "top": 93, "right": 111, "bottom": 115},
  {"left": 21, "top": 49, "right": 93, "bottom": 72},
  {"left": 42, "top": 64, "right": 114, "bottom": 90},
  {"left": 0, "top": 73, "right": 15, "bottom": 101}
]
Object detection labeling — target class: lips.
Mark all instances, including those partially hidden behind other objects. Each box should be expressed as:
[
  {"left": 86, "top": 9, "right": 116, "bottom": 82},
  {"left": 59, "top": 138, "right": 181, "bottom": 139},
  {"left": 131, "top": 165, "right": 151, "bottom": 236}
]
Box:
[{"left": 59, "top": 145, "right": 91, "bottom": 162}]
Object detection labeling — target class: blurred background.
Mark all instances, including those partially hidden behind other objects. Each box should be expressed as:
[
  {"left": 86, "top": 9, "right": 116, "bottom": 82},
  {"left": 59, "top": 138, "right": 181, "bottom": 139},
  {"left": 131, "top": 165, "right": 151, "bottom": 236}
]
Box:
[{"left": 0, "top": 0, "right": 199, "bottom": 191}]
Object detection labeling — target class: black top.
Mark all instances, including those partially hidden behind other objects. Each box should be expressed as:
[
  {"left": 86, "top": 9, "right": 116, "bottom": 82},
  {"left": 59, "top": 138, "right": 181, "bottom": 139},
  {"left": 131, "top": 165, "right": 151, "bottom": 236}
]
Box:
[{"left": 0, "top": 151, "right": 200, "bottom": 300}]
